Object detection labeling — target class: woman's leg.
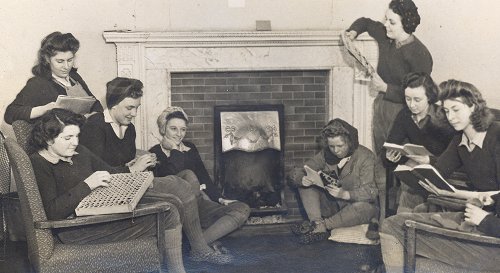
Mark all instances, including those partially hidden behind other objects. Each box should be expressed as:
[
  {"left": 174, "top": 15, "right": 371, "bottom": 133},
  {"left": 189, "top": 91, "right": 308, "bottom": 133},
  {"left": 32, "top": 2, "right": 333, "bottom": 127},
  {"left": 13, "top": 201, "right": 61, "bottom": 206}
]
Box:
[
  {"left": 161, "top": 206, "right": 186, "bottom": 273},
  {"left": 323, "top": 201, "right": 378, "bottom": 229},
  {"left": 199, "top": 198, "right": 250, "bottom": 244}
]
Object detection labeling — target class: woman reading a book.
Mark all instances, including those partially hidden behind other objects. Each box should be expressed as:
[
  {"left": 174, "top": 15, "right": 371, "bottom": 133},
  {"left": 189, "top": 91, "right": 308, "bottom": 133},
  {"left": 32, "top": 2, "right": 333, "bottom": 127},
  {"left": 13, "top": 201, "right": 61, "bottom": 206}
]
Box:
[
  {"left": 29, "top": 109, "right": 186, "bottom": 273},
  {"left": 4, "top": 32, "right": 103, "bottom": 125},
  {"left": 379, "top": 80, "right": 500, "bottom": 272},
  {"left": 385, "top": 72, "right": 455, "bottom": 212},
  {"left": 288, "top": 119, "right": 379, "bottom": 244},
  {"left": 149, "top": 106, "right": 250, "bottom": 248},
  {"left": 79, "top": 77, "right": 232, "bottom": 264},
  {"left": 345, "top": 0, "right": 433, "bottom": 156}
]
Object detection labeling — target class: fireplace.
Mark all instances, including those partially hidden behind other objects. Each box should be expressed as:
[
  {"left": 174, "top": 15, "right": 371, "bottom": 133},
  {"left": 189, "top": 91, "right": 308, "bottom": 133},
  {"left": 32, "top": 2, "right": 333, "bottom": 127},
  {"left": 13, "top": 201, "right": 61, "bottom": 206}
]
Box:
[{"left": 103, "top": 30, "right": 378, "bottom": 217}]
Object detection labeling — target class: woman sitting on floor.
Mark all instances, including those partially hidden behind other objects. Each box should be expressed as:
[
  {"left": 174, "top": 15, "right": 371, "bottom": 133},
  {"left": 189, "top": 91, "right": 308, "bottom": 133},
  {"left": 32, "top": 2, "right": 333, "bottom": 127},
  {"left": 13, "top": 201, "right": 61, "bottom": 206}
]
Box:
[
  {"left": 289, "top": 118, "right": 379, "bottom": 244},
  {"left": 384, "top": 72, "right": 455, "bottom": 213},
  {"left": 149, "top": 106, "right": 250, "bottom": 248},
  {"left": 380, "top": 79, "right": 500, "bottom": 272},
  {"left": 79, "top": 77, "right": 232, "bottom": 264},
  {"left": 29, "top": 109, "right": 186, "bottom": 273}
]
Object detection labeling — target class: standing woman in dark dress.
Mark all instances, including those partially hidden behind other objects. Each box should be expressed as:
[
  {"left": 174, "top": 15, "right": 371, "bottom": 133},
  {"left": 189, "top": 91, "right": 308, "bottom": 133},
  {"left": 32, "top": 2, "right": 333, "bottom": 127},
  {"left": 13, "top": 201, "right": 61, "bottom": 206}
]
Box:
[
  {"left": 4, "top": 31, "right": 103, "bottom": 125},
  {"left": 345, "top": 0, "right": 433, "bottom": 155}
]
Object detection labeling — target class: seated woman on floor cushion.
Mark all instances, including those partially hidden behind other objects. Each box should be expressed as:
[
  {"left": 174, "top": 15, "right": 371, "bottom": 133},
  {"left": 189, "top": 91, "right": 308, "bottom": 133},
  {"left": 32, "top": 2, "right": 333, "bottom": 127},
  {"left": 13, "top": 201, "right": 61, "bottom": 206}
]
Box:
[
  {"left": 149, "top": 106, "right": 250, "bottom": 247},
  {"left": 384, "top": 72, "right": 455, "bottom": 213},
  {"left": 288, "top": 118, "right": 379, "bottom": 244},
  {"left": 380, "top": 79, "right": 500, "bottom": 273}
]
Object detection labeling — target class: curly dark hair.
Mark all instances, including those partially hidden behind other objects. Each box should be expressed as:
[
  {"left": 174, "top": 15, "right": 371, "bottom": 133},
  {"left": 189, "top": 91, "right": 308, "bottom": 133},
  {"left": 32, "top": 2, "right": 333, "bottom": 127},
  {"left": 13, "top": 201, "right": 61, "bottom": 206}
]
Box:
[
  {"left": 32, "top": 32, "right": 80, "bottom": 79},
  {"left": 389, "top": 0, "right": 420, "bottom": 34},
  {"left": 438, "top": 79, "right": 494, "bottom": 132},
  {"left": 29, "top": 109, "right": 85, "bottom": 152},
  {"left": 320, "top": 120, "right": 354, "bottom": 155},
  {"left": 402, "top": 72, "right": 439, "bottom": 104},
  {"left": 105, "top": 77, "right": 144, "bottom": 109}
]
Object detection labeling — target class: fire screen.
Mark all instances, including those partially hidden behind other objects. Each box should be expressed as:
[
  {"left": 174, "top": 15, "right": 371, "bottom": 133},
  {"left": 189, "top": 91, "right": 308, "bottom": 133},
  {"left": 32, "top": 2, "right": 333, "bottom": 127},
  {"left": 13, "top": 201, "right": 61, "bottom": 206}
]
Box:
[{"left": 214, "top": 104, "right": 286, "bottom": 212}]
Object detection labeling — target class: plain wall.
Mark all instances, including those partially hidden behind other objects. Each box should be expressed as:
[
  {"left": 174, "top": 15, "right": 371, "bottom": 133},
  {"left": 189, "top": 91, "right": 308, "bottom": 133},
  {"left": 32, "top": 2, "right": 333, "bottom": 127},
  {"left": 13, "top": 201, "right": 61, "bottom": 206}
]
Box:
[{"left": 1, "top": 0, "right": 500, "bottom": 134}]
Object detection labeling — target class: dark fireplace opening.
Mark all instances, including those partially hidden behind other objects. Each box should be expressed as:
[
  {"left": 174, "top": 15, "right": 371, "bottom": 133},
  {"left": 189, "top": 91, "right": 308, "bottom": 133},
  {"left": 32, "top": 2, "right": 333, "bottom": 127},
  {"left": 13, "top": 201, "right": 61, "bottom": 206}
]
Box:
[{"left": 214, "top": 104, "right": 286, "bottom": 214}]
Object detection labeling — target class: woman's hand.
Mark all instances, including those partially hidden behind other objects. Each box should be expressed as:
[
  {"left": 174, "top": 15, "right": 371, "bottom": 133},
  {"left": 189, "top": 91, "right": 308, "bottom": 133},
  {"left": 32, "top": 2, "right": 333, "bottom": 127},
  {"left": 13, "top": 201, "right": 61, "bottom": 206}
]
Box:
[
  {"left": 418, "top": 179, "right": 455, "bottom": 197},
  {"left": 386, "top": 149, "right": 402, "bottom": 163},
  {"left": 326, "top": 185, "right": 350, "bottom": 200},
  {"left": 464, "top": 203, "right": 489, "bottom": 226},
  {"left": 476, "top": 191, "right": 499, "bottom": 206},
  {"left": 84, "top": 171, "right": 111, "bottom": 190},
  {"left": 30, "top": 102, "right": 59, "bottom": 119},
  {"left": 406, "top": 154, "right": 430, "bottom": 165},
  {"left": 160, "top": 136, "right": 179, "bottom": 150},
  {"left": 129, "top": 153, "right": 157, "bottom": 172},
  {"left": 370, "top": 73, "right": 388, "bottom": 93},
  {"left": 345, "top": 30, "right": 357, "bottom": 40}
]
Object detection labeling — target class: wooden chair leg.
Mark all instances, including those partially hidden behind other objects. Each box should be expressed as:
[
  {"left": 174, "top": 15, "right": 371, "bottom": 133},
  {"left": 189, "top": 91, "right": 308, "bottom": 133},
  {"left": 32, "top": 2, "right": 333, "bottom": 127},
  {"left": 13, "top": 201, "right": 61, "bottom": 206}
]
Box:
[{"left": 404, "top": 224, "right": 416, "bottom": 273}]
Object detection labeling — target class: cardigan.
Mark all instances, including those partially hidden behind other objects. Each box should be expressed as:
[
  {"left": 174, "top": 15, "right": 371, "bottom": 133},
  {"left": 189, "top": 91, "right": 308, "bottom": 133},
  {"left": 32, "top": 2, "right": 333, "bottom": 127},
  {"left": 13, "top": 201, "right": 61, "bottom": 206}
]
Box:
[
  {"left": 4, "top": 69, "right": 103, "bottom": 124},
  {"left": 435, "top": 122, "right": 500, "bottom": 191},
  {"left": 385, "top": 104, "right": 457, "bottom": 165},
  {"left": 149, "top": 142, "right": 222, "bottom": 201},
  {"left": 347, "top": 18, "right": 433, "bottom": 104},
  {"left": 30, "top": 145, "right": 127, "bottom": 220},
  {"left": 79, "top": 112, "right": 136, "bottom": 167}
]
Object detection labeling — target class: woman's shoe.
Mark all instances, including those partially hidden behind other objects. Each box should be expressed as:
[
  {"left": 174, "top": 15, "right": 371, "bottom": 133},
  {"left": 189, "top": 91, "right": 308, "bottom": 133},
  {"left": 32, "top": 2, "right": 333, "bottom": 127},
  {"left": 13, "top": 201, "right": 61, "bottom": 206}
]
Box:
[
  {"left": 298, "top": 231, "right": 329, "bottom": 244},
  {"left": 290, "top": 220, "right": 314, "bottom": 235},
  {"left": 190, "top": 249, "right": 233, "bottom": 264},
  {"left": 365, "top": 218, "right": 380, "bottom": 241},
  {"left": 210, "top": 241, "right": 230, "bottom": 255}
]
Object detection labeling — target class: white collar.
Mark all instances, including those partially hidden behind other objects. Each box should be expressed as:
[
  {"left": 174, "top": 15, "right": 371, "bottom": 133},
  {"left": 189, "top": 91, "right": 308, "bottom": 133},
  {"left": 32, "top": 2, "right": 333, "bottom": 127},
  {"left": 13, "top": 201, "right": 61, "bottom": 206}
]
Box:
[
  {"left": 459, "top": 131, "right": 487, "bottom": 152},
  {"left": 160, "top": 142, "right": 191, "bottom": 158},
  {"left": 104, "top": 109, "right": 129, "bottom": 139},
  {"left": 38, "top": 149, "right": 78, "bottom": 165}
]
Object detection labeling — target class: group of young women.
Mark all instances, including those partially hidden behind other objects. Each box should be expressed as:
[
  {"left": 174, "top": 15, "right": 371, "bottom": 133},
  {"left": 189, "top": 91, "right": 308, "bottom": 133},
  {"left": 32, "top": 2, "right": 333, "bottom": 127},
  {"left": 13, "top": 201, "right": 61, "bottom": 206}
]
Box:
[
  {"left": 4, "top": 0, "right": 500, "bottom": 272},
  {"left": 5, "top": 32, "right": 250, "bottom": 273},
  {"left": 288, "top": 0, "right": 500, "bottom": 272}
]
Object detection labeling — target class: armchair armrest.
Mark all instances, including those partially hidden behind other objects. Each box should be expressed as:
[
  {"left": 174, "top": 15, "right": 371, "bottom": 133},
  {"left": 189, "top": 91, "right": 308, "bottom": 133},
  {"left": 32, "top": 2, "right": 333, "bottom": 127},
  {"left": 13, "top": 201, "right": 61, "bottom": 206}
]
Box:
[{"left": 35, "top": 202, "right": 170, "bottom": 229}]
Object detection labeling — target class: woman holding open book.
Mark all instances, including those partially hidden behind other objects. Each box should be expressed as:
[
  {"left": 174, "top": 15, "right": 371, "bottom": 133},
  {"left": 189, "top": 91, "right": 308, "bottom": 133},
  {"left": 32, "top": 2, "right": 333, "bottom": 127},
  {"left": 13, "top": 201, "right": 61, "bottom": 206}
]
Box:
[
  {"left": 384, "top": 72, "right": 455, "bottom": 212},
  {"left": 4, "top": 32, "right": 103, "bottom": 125},
  {"left": 288, "top": 119, "right": 379, "bottom": 244},
  {"left": 379, "top": 80, "right": 500, "bottom": 272},
  {"left": 29, "top": 109, "right": 186, "bottom": 273}
]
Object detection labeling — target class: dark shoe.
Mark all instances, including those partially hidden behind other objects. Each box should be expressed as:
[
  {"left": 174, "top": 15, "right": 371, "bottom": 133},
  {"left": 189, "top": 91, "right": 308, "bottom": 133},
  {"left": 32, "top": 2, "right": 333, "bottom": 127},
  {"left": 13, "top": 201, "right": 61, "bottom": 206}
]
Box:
[
  {"left": 366, "top": 218, "right": 380, "bottom": 241},
  {"left": 290, "top": 220, "right": 314, "bottom": 235},
  {"left": 298, "top": 231, "right": 329, "bottom": 244}
]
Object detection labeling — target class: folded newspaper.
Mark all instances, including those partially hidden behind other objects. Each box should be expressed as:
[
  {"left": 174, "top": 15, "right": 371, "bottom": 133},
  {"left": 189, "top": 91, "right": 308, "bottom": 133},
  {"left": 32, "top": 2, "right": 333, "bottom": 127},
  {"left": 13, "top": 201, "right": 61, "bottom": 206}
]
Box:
[{"left": 55, "top": 95, "right": 96, "bottom": 115}]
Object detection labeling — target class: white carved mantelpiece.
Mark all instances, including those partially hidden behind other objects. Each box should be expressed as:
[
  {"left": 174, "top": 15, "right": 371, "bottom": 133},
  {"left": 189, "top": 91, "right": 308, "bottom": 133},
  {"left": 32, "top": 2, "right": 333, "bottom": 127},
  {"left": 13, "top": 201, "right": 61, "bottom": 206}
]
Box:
[{"left": 103, "top": 31, "right": 377, "bottom": 150}]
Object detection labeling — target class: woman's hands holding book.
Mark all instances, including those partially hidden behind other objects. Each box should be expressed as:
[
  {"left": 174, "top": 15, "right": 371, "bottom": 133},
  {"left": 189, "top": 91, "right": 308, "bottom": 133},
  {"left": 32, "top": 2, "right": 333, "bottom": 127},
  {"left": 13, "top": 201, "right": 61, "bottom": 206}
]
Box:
[
  {"left": 386, "top": 149, "right": 402, "bottom": 163},
  {"left": 84, "top": 171, "right": 110, "bottom": 190},
  {"left": 326, "top": 184, "right": 350, "bottom": 200}
]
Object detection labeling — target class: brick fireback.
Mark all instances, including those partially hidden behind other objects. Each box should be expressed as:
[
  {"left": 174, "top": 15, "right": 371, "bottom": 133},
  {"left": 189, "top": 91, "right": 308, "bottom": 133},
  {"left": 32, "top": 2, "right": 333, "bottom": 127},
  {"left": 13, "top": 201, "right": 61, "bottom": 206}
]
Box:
[{"left": 171, "top": 70, "right": 329, "bottom": 216}]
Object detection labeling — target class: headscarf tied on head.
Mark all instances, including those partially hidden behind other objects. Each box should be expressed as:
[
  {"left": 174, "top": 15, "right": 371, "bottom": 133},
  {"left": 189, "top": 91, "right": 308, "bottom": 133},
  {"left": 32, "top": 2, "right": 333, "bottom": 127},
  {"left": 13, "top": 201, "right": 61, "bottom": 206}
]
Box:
[
  {"left": 321, "top": 118, "right": 359, "bottom": 165},
  {"left": 156, "top": 106, "right": 189, "bottom": 136}
]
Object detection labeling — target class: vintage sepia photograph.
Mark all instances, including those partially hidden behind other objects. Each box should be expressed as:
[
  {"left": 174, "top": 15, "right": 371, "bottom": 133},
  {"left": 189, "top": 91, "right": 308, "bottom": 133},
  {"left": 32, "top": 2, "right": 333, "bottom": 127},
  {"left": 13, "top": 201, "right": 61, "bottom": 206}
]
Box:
[{"left": 1, "top": 1, "right": 500, "bottom": 272}]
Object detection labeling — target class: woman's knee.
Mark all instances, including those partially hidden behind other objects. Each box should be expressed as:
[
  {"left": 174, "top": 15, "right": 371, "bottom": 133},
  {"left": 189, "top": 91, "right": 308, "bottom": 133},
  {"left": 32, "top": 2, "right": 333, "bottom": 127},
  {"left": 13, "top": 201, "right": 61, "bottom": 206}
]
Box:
[
  {"left": 154, "top": 175, "right": 196, "bottom": 202},
  {"left": 227, "top": 202, "right": 251, "bottom": 225}
]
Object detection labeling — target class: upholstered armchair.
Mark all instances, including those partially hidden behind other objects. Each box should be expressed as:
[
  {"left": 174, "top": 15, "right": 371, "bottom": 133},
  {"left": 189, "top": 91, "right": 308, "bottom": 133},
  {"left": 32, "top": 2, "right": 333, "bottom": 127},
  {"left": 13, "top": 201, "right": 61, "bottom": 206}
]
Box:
[
  {"left": 12, "top": 120, "right": 35, "bottom": 155},
  {"left": 0, "top": 131, "right": 11, "bottom": 260},
  {"left": 403, "top": 219, "right": 500, "bottom": 273},
  {"left": 3, "top": 137, "right": 170, "bottom": 273}
]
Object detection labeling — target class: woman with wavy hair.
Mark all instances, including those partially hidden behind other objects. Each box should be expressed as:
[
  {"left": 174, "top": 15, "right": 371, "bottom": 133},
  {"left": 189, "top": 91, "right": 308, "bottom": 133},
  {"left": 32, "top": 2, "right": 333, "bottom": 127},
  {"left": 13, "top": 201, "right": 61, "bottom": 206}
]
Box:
[
  {"left": 379, "top": 80, "right": 500, "bottom": 272},
  {"left": 4, "top": 32, "right": 103, "bottom": 124}
]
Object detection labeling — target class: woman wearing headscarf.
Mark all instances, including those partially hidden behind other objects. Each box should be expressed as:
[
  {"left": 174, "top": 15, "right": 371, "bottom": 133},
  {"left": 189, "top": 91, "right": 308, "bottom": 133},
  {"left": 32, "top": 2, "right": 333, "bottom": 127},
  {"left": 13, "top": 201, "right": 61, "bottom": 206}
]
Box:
[
  {"left": 288, "top": 119, "right": 379, "bottom": 244},
  {"left": 4, "top": 32, "right": 103, "bottom": 124}
]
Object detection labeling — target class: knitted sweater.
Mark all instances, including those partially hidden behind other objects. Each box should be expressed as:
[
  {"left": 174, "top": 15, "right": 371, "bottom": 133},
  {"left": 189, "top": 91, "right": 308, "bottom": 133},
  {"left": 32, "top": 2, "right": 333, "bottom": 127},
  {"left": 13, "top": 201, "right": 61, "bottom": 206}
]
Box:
[
  {"left": 4, "top": 69, "right": 103, "bottom": 124},
  {"left": 347, "top": 18, "right": 433, "bottom": 104},
  {"left": 79, "top": 112, "right": 136, "bottom": 167},
  {"left": 30, "top": 145, "right": 127, "bottom": 220},
  {"left": 149, "top": 142, "right": 222, "bottom": 201},
  {"left": 435, "top": 122, "right": 500, "bottom": 191}
]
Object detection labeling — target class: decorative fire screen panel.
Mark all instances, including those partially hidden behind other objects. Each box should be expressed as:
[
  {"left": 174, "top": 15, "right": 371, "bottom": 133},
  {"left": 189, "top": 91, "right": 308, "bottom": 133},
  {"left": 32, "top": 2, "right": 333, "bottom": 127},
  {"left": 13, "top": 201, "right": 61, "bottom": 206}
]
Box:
[{"left": 214, "top": 105, "right": 286, "bottom": 212}]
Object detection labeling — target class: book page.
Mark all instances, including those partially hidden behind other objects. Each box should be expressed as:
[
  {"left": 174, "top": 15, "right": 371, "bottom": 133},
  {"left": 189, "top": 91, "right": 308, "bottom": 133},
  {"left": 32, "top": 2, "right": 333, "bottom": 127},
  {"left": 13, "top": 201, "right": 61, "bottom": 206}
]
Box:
[
  {"left": 403, "top": 144, "right": 432, "bottom": 156},
  {"left": 413, "top": 164, "right": 456, "bottom": 192},
  {"left": 303, "top": 165, "right": 325, "bottom": 188},
  {"left": 383, "top": 142, "right": 408, "bottom": 155},
  {"left": 55, "top": 95, "right": 96, "bottom": 115}
]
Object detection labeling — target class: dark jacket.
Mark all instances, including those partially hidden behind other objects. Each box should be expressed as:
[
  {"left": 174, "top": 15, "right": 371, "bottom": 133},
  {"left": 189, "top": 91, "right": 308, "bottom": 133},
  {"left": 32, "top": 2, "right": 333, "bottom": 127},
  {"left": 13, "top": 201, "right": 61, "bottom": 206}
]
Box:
[{"left": 4, "top": 69, "right": 103, "bottom": 124}]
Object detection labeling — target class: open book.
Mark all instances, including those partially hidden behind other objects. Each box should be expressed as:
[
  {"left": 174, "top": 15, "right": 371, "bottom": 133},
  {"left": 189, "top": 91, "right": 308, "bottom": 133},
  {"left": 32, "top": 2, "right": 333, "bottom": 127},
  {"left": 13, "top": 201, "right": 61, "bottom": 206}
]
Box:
[
  {"left": 393, "top": 164, "right": 455, "bottom": 195},
  {"left": 383, "top": 142, "right": 432, "bottom": 157},
  {"left": 55, "top": 95, "right": 96, "bottom": 115},
  {"left": 341, "top": 31, "right": 376, "bottom": 76},
  {"left": 302, "top": 165, "right": 340, "bottom": 188}
]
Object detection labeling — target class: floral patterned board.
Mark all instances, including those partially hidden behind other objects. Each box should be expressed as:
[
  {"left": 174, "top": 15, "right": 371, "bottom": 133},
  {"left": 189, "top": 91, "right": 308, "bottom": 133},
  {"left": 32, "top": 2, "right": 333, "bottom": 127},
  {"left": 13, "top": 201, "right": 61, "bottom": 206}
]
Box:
[{"left": 220, "top": 111, "right": 281, "bottom": 153}]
